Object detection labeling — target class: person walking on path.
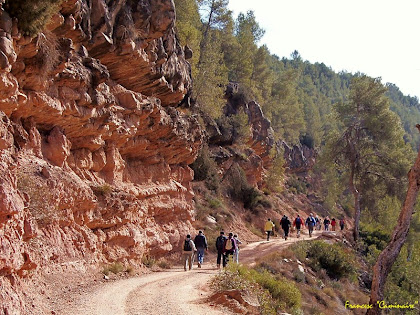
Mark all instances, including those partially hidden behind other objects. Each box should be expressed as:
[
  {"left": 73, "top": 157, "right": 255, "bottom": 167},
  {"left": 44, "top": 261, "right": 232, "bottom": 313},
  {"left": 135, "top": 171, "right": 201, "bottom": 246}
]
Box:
[
  {"left": 215, "top": 231, "right": 227, "bottom": 269},
  {"left": 306, "top": 213, "right": 316, "bottom": 237},
  {"left": 331, "top": 218, "right": 336, "bottom": 231},
  {"left": 223, "top": 233, "right": 237, "bottom": 267},
  {"left": 264, "top": 218, "right": 275, "bottom": 241},
  {"left": 280, "top": 215, "right": 291, "bottom": 240},
  {"left": 293, "top": 214, "right": 303, "bottom": 238},
  {"left": 324, "top": 217, "right": 330, "bottom": 231},
  {"left": 182, "top": 234, "right": 196, "bottom": 271},
  {"left": 339, "top": 218, "right": 345, "bottom": 231},
  {"left": 194, "top": 230, "right": 208, "bottom": 268},
  {"left": 316, "top": 215, "right": 321, "bottom": 230},
  {"left": 233, "top": 234, "right": 242, "bottom": 263}
]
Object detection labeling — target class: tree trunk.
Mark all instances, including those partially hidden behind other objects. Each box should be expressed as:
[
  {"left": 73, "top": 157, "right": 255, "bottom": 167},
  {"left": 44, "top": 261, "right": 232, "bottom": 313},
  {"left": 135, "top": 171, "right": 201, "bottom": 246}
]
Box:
[
  {"left": 366, "top": 126, "right": 420, "bottom": 315},
  {"left": 349, "top": 159, "right": 361, "bottom": 242}
]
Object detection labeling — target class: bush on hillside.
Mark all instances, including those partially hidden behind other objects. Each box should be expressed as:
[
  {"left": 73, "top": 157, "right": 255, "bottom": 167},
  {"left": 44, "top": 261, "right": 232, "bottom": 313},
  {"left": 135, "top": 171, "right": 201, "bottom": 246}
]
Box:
[
  {"left": 4, "top": 0, "right": 63, "bottom": 36},
  {"left": 227, "top": 163, "right": 271, "bottom": 210},
  {"left": 292, "top": 241, "right": 356, "bottom": 280},
  {"left": 252, "top": 270, "right": 302, "bottom": 311},
  {"left": 211, "top": 264, "right": 302, "bottom": 314},
  {"left": 286, "top": 176, "right": 308, "bottom": 195},
  {"left": 359, "top": 223, "right": 390, "bottom": 251},
  {"left": 190, "top": 145, "right": 220, "bottom": 193}
]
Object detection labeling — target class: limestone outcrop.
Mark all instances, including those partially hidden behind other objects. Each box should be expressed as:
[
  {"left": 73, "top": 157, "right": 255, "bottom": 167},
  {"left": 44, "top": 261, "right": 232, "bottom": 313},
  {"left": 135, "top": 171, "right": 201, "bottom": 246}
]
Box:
[
  {"left": 0, "top": 0, "right": 202, "bottom": 313},
  {"left": 280, "top": 140, "right": 316, "bottom": 175}
]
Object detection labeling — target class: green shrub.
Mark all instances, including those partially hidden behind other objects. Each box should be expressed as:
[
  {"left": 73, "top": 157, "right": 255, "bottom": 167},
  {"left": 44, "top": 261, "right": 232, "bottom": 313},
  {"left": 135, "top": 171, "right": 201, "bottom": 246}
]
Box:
[
  {"left": 266, "top": 152, "right": 285, "bottom": 193},
  {"left": 305, "top": 241, "right": 356, "bottom": 280},
  {"left": 210, "top": 264, "right": 257, "bottom": 292},
  {"left": 190, "top": 145, "right": 220, "bottom": 192},
  {"left": 292, "top": 240, "right": 356, "bottom": 280},
  {"left": 293, "top": 270, "right": 305, "bottom": 283},
  {"left": 252, "top": 270, "right": 302, "bottom": 311},
  {"left": 359, "top": 223, "right": 390, "bottom": 251},
  {"left": 227, "top": 163, "right": 270, "bottom": 210},
  {"left": 4, "top": 0, "right": 64, "bottom": 36},
  {"left": 286, "top": 176, "right": 308, "bottom": 194},
  {"left": 290, "top": 241, "right": 310, "bottom": 262},
  {"left": 232, "top": 108, "right": 252, "bottom": 146},
  {"left": 212, "top": 265, "right": 302, "bottom": 313},
  {"left": 206, "top": 196, "right": 223, "bottom": 209}
]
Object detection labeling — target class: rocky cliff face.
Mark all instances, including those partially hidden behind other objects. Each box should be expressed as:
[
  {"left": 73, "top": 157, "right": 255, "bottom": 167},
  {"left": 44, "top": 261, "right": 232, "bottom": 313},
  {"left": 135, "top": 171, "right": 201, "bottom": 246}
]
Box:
[
  {"left": 208, "top": 83, "right": 314, "bottom": 188},
  {"left": 0, "top": 0, "right": 202, "bottom": 312}
]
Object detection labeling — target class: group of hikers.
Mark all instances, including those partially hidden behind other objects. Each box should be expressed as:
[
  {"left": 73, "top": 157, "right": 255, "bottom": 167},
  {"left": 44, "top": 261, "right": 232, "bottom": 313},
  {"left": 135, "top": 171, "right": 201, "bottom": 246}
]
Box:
[
  {"left": 182, "top": 214, "right": 345, "bottom": 271},
  {"left": 182, "top": 230, "right": 242, "bottom": 271},
  {"left": 265, "top": 214, "right": 346, "bottom": 240}
]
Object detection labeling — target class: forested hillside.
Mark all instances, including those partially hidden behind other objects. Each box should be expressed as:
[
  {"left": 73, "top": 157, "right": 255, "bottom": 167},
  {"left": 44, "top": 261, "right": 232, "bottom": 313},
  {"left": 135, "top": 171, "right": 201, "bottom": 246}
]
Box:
[{"left": 175, "top": 0, "right": 420, "bottom": 311}]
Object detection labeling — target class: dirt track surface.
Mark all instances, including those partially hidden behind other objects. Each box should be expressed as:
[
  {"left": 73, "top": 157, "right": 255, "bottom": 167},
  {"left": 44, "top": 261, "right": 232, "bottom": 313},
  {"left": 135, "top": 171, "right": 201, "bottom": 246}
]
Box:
[{"left": 58, "top": 230, "right": 323, "bottom": 315}]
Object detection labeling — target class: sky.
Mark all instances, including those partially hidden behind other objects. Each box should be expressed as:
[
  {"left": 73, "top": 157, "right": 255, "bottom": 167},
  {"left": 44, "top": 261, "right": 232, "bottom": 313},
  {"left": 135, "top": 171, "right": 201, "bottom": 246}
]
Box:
[{"left": 228, "top": 0, "right": 420, "bottom": 99}]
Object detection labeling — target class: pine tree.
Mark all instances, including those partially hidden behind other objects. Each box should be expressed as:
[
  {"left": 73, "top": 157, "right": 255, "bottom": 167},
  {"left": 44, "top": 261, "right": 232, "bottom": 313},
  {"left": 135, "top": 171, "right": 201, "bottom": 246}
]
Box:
[
  {"left": 326, "top": 75, "right": 412, "bottom": 241},
  {"left": 174, "top": 0, "right": 202, "bottom": 78}
]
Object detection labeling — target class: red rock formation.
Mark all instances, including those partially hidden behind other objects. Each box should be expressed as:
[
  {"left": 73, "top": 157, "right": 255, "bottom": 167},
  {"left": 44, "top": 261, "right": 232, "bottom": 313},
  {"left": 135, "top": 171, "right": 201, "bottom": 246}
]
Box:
[{"left": 0, "top": 0, "right": 202, "bottom": 312}]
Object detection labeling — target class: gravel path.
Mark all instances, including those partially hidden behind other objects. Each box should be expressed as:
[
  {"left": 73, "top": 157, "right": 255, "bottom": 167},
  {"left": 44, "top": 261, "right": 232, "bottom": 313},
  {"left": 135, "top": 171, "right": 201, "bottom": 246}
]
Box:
[{"left": 58, "top": 230, "right": 323, "bottom": 315}]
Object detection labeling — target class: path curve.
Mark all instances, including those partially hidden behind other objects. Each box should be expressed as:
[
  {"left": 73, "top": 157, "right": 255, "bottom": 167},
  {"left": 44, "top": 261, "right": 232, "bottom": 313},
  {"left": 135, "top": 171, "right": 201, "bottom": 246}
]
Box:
[{"left": 58, "top": 230, "right": 324, "bottom": 315}]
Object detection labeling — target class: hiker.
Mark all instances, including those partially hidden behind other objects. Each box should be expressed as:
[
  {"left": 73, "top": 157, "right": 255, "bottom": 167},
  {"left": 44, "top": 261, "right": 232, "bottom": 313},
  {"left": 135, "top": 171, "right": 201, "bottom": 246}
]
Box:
[
  {"left": 293, "top": 214, "right": 303, "bottom": 238},
  {"left": 331, "top": 218, "right": 336, "bottom": 231},
  {"left": 280, "top": 215, "right": 291, "bottom": 240},
  {"left": 223, "top": 232, "right": 237, "bottom": 267},
  {"left": 316, "top": 215, "right": 321, "bottom": 230},
  {"left": 305, "top": 213, "right": 316, "bottom": 237},
  {"left": 194, "top": 230, "right": 208, "bottom": 268},
  {"left": 215, "top": 231, "right": 227, "bottom": 269},
  {"left": 182, "top": 234, "right": 197, "bottom": 271},
  {"left": 324, "top": 217, "right": 330, "bottom": 231},
  {"left": 264, "top": 218, "right": 275, "bottom": 241},
  {"left": 233, "top": 234, "right": 242, "bottom": 263},
  {"left": 339, "top": 218, "right": 345, "bottom": 231}
]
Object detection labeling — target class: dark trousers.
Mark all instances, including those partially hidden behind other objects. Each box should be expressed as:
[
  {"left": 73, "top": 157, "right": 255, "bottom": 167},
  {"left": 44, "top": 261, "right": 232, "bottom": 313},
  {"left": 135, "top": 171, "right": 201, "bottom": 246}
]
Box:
[
  {"left": 223, "top": 250, "right": 234, "bottom": 267},
  {"left": 217, "top": 250, "right": 224, "bottom": 266},
  {"left": 308, "top": 225, "right": 314, "bottom": 236},
  {"left": 266, "top": 231, "right": 271, "bottom": 241}
]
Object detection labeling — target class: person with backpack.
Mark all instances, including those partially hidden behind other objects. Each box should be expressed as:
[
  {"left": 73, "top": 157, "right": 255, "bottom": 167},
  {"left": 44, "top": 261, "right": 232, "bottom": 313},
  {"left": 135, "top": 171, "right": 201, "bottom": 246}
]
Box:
[
  {"left": 305, "top": 213, "right": 316, "bottom": 237},
  {"left": 264, "top": 218, "right": 275, "bottom": 241},
  {"left": 223, "top": 232, "right": 237, "bottom": 267},
  {"left": 182, "top": 234, "right": 196, "bottom": 271},
  {"left": 280, "top": 215, "right": 291, "bottom": 240},
  {"left": 194, "top": 230, "right": 208, "bottom": 268},
  {"left": 233, "top": 234, "right": 242, "bottom": 263},
  {"left": 215, "top": 231, "right": 227, "bottom": 269},
  {"left": 339, "top": 218, "right": 345, "bottom": 231},
  {"left": 293, "top": 214, "right": 303, "bottom": 238}
]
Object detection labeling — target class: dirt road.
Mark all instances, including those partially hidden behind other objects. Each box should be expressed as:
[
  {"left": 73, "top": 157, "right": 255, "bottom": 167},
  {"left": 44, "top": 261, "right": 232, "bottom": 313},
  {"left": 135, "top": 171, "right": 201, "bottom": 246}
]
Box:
[{"left": 58, "top": 231, "right": 322, "bottom": 315}]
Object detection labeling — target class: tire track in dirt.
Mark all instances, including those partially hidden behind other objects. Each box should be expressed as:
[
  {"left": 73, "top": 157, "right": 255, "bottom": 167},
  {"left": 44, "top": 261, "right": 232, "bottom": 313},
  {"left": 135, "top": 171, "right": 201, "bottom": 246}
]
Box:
[{"left": 59, "top": 230, "right": 324, "bottom": 315}]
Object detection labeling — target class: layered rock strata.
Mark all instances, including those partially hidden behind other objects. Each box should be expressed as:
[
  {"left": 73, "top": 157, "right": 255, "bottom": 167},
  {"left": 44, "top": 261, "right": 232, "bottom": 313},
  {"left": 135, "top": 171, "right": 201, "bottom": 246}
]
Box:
[{"left": 0, "top": 0, "right": 202, "bottom": 312}]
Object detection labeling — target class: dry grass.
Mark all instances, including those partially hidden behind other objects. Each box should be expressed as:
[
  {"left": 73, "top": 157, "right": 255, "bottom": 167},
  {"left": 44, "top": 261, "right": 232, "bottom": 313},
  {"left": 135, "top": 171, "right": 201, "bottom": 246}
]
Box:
[
  {"left": 17, "top": 170, "right": 58, "bottom": 227},
  {"left": 157, "top": 258, "right": 171, "bottom": 269},
  {"left": 102, "top": 262, "right": 125, "bottom": 276}
]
